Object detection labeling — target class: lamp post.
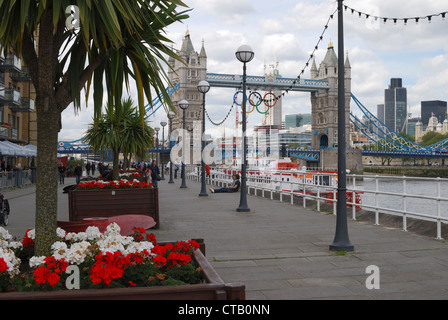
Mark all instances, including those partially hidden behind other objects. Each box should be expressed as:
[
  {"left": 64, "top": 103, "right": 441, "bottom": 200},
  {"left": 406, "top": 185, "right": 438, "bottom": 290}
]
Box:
[
  {"left": 179, "top": 100, "right": 189, "bottom": 189},
  {"left": 197, "top": 80, "right": 211, "bottom": 197},
  {"left": 329, "top": 0, "right": 354, "bottom": 252},
  {"left": 154, "top": 127, "right": 160, "bottom": 163},
  {"left": 168, "top": 111, "right": 175, "bottom": 184},
  {"left": 160, "top": 121, "right": 167, "bottom": 180},
  {"left": 235, "top": 45, "right": 254, "bottom": 212}
]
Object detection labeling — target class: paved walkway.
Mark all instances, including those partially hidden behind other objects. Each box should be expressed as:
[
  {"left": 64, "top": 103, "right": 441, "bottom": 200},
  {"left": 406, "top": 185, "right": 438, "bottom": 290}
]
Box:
[{"left": 3, "top": 177, "right": 448, "bottom": 299}]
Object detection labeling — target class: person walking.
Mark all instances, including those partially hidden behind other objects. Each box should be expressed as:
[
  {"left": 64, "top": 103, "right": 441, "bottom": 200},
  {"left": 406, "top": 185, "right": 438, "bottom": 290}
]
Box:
[
  {"left": 148, "top": 160, "right": 160, "bottom": 188},
  {"left": 85, "top": 162, "right": 91, "bottom": 176},
  {"left": 74, "top": 163, "right": 83, "bottom": 185},
  {"left": 174, "top": 160, "right": 180, "bottom": 179},
  {"left": 91, "top": 162, "right": 96, "bottom": 176},
  {"left": 58, "top": 164, "right": 66, "bottom": 184}
]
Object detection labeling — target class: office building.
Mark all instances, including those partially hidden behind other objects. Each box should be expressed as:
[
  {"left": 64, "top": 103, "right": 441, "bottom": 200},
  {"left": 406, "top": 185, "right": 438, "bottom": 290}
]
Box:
[
  {"left": 421, "top": 100, "right": 447, "bottom": 130},
  {"left": 384, "top": 78, "right": 407, "bottom": 133}
]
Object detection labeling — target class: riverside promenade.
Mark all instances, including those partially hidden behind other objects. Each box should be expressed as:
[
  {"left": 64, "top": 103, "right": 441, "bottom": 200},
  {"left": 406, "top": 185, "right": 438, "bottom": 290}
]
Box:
[{"left": 3, "top": 177, "right": 448, "bottom": 299}]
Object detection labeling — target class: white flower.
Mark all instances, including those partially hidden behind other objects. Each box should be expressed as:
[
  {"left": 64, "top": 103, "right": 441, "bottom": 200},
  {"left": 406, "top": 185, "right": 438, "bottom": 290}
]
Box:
[
  {"left": 29, "top": 256, "right": 46, "bottom": 268},
  {"left": 56, "top": 227, "right": 66, "bottom": 239},
  {"left": 8, "top": 241, "right": 23, "bottom": 250},
  {"left": 64, "top": 232, "right": 77, "bottom": 242},
  {"left": 65, "top": 241, "right": 91, "bottom": 265},
  {"left": 51, "top": 241, "right": 68, "bottom": 260},
  {"left": 85, "top": 226, "right": 102, "bottom": 241},
  {"left": 25, "top": 229, "right": 35, "bottom": 240},
  {"left": 0, "top": 227, "right": 12, "bottom": 242},
  {"left": 0, "top": 248, "right": 21, "bottom": 277},
  {"left": 0, "top": 239, "right": 8, "bottom": 249},
  {"left": 104, "top": 223, "right": 121, "bottom": 237},
  {"left": 65, "top": 231, "right": 88, "bottom": 242},
  {"left": 74, "top": 232, "right": 88, "bottom": 242},
  {"left": 123, "top": 241, "right": 154, "bottom": 255}
]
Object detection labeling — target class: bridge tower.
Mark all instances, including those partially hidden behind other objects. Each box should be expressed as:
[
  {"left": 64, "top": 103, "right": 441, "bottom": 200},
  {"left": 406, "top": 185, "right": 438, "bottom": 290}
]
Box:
[
  {"left": 167, "top": 29, "right": 207, "bottom": 133},
  {"left": 310, "top": 42, "right": 351, "bottom": 150}
]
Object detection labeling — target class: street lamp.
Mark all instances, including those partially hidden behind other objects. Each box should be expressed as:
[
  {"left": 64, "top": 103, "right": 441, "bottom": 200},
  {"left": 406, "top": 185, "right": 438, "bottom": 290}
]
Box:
[
  {"left": 197, "top": 80, "right": 211, "bottom": 197},
  {"left": 329, "top": 0, "right": 354, "bottom": 252},
  {"left": 235, "top": 45, "right": 254, "bottom": 212},
  {"left": 168, "top": 111, "right": 175, "bottom": 184},
  {"left": 154, "top": 127, "right": 160, "bottom": 162},
  {"left": 160, "top": 121, "right": 167, "bottom": 180},
  {"left": 179, "top": 99, "right": 189, "bottom": 189}
]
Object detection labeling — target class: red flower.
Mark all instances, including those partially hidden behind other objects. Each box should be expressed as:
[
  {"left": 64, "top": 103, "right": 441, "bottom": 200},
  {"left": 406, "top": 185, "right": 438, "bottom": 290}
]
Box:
[
  {"left": 33, "top": 256, "right": 68, "bottom": 288},
  {"left": 22, "top": 229, "right": 34, "bottom": 248},
  {"left": 153, "top": 255, "right": 167, "bottom": 267},
  {"left": 0, "top": 258, "right": 8, "bottom": 273},
  {"left": 76, "top": 180, "right": 152, "bottom": 190},
  {"left": 89, "top": 252, "right": 131, "bottom": 287}
]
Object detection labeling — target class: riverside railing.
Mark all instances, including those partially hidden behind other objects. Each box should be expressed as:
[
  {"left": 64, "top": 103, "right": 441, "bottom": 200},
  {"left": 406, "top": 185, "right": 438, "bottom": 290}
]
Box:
[{"left": 185, "top": 165, "right": 448, "bottom": 240}]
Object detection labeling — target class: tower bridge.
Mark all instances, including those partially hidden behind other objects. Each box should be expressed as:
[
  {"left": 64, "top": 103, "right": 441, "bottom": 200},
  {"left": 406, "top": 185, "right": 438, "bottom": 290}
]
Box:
[{"left": 205, "top": 73, "right": 330, "bottom": 92}]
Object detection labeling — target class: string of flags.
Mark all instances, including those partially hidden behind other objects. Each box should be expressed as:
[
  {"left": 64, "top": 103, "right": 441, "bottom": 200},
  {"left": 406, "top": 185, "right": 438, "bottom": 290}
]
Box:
[{"left": 343, "top": 4, "right": 447, "bottom": 25}]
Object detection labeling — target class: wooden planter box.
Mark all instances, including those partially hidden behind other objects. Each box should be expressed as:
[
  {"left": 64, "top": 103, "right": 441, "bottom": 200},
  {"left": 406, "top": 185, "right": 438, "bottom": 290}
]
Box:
[
  {"left": 68, "top": 188, "right": 160, "bottom": 228},
  {"left": 0, "top": 241, "right": 245, "bottom": 300}
]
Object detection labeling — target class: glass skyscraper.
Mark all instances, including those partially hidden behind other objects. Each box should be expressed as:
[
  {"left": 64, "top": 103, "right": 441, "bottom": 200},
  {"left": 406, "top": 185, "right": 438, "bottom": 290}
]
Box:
[{"left": 384, "top": 78, "right": 407, "bottom": 133}]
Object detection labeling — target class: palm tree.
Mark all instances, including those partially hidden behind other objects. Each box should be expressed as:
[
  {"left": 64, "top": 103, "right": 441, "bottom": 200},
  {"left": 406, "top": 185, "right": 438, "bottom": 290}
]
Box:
[
  {"left": 121, "top": 109, "right": 154, "bottom": 170},
  {"left": 0, "top": 1, "right": 188, "bottom": 255},
  {"left": 83, "top": 98, "right": 153, "bottom": 180}
]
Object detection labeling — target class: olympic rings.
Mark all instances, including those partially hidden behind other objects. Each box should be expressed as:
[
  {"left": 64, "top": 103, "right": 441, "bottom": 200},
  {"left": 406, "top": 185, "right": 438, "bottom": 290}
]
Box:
[
  {"left": 249, "top": 92, "right": 263, "bottom": 107},
  {"left": 233, "top": 90, "right": 278, "bottom": 114},
  {"left": 233, "top": 91, "right": 243, "bottom": 106},
  {"left": 234, "top": 91, "right": 255, "bottom": 113},
  {"left": 263, "top": 92, "right": 277, "bottom": 108},
  {"left": 245, "top": 100, "right": 255, "bottom": 113},
  {"left": 256, "top": 103, "right": 269, "bottom": 114}
]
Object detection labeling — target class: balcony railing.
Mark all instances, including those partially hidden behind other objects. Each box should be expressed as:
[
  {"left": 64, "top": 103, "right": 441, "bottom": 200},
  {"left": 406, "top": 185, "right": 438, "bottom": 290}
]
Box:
[
  {"left": 11, "top": 128, "right": 18, "bottom": 139},
  {"left": 11, "top": 66, "right": 31, "bottom": 82},
  {"left": 0, "top": 126, "right": 9, "bottom": 138},
  {"left": 0, "top": 54, "right": 21, "bottom": 72},
  {"left": 0, "top": 88, "right": 21, "bottom": 105},
  {"left": 10, "top": 97, "right": 35, "bottom": 112}
]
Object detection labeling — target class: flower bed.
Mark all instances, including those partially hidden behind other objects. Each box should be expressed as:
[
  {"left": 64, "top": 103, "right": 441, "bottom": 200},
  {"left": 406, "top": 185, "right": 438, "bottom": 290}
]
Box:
[
  {"left": 0, "top": 225, "right": 245, "bottom": 300},
  {"left": 76, "top": 179, "right": 152, "bottom": 190}
]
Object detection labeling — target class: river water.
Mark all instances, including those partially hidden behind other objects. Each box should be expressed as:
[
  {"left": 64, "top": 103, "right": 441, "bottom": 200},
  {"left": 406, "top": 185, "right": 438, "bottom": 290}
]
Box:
[{"left": 352, "top": 176, "right": 448, "bottom": 220}]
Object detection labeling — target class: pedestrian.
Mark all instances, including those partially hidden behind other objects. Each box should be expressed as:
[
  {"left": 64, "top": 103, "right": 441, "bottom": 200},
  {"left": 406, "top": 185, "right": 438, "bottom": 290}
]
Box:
[
  {"left": 91, "top": 162, "right": 96, "bottom": 176},
  {"left": 58, "top": 164, "right": 66, "bottom": 184},
  {"left": 74, "top": 163, "right": 83, "bottom": 185},
  {"left": 148, "top": 160, "right": 160, "bottom": 188},
  {"left": 166, "top": 160, "right": 170, "bottom": 175},
  {"left": 174, "top": 161, "right": 180, "bottom": 179},
  {"left": 86, "top": 162, "right": 91, "bottom": 176},
  {"left": 209, "top": 174, "right": 240, "bottom": 193}
]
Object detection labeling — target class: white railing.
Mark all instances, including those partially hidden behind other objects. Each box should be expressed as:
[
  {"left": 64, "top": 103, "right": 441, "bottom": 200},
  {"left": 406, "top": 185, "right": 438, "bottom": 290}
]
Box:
[{"left": 185, "top": 166, "right": 448, "bottom": 240}]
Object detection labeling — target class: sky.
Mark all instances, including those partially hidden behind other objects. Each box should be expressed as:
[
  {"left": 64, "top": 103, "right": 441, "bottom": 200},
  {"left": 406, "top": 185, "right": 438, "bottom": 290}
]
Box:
[{"left": 58, "top": 0, "right": 448, "bottom": 142}]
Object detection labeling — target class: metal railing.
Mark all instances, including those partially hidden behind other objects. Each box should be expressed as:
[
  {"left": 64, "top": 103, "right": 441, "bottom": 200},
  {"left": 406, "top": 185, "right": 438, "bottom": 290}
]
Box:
[
  {"left": 0, "top": 169, "right": 34, "bottom": 189},
  {"left": 185, "top": 165, "right": 448, "bottom": 240}
]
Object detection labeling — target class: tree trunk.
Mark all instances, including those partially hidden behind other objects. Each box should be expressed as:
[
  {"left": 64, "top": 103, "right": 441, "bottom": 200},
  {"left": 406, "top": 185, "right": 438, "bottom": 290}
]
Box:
[
  {"left": 113, "top": 149, "right": 120, "bottom": 180},
  {"left": 34, "top": 97, "right": 61, "bottom": 256}
]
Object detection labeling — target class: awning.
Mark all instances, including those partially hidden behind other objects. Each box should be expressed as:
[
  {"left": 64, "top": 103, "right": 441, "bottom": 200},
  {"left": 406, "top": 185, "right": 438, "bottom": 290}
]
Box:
[{"left": 0, "top": 141, "right": 37, "bottom": 157}]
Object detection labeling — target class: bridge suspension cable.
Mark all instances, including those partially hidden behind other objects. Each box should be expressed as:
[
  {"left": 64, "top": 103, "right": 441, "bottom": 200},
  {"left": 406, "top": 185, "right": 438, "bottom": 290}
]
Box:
[{"left": 350, "top": 93, "right": 441, "bottom": 152}]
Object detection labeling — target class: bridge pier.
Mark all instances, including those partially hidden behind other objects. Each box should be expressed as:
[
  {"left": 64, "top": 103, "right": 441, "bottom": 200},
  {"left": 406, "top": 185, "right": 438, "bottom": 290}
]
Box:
[{"left": 297, "top": 149, "right": 363, "bottom": 174}]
